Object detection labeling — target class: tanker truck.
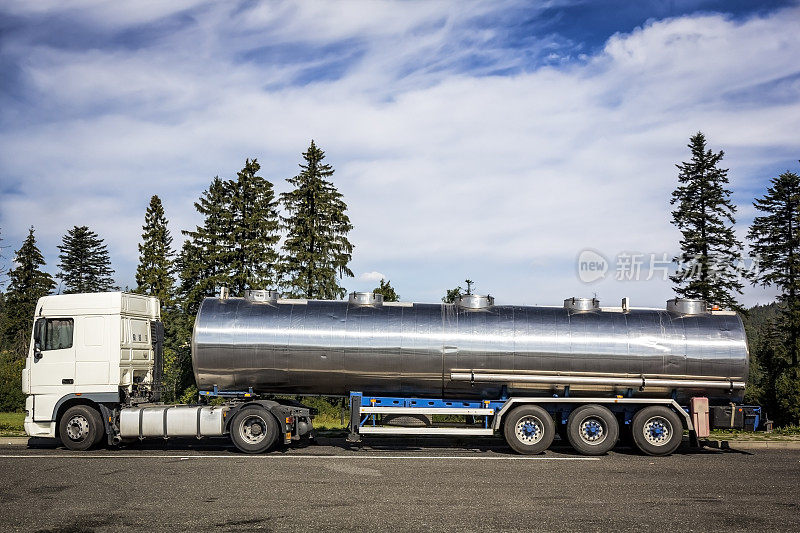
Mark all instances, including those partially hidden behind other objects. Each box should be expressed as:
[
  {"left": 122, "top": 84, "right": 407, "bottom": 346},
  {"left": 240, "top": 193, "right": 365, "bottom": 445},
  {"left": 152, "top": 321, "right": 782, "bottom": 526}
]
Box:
[{"left": 21, "top": 289, "right": 748, "bottom": 456}]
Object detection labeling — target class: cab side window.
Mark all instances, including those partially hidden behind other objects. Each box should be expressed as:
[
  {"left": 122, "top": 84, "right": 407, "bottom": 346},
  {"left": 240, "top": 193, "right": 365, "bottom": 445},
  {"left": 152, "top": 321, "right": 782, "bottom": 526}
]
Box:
[{"left": 34, "top": 318, "right": 74, "bottom": 350}]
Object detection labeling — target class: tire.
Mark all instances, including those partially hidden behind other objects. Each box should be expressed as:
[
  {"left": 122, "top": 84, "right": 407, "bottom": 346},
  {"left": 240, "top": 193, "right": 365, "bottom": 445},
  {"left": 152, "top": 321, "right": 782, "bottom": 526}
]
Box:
[
  {"left": 92, "top": 408, "right": 107, "bottom": 447},
  {"left": 566, "top": 404, "right": 619, "bottom": 456},
  {"left": 58, "top": 405, "right": 104, "bottom": 451},
  {"left": 631, "top": 406, "right": 684, "bottom": 456},
  {"left": 503, "top": 405, "right": 555, "bottom": 455},
  {"left": 229, "top": 406, "right": 279, "bottom": 454}
]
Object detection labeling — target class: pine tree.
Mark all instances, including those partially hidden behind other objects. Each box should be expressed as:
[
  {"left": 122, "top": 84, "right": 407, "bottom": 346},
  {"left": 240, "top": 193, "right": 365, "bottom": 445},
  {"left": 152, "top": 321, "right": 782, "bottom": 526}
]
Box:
[
  {"left": 173, "top": 176, "right": 236, "bottom": 399},
  {"left": 3, "top": 227, "right": 55, "bottom": 349},
  {"left": 280, "top": 141, "right": 354, "bottom": 299},
  {"left": 670, "top": 132, "right": 743, "bottom": 310},
  {"left": 135, "top": 195, "right": 175, "bottom": 303},
  {"left": 747, "top": 170, "right": 800, "bottom": 367},
  {"left": 373, "top": 279, "right": 399, "bottom": 302},
  {"left": 229, "top": 159, "right": 280, "bottom": 294},
  {"left": 57, "top": 226, "right": 117, "bottom": 293},
  {"left": 180, "top": 177, "right": 234, "bottom": 314}
]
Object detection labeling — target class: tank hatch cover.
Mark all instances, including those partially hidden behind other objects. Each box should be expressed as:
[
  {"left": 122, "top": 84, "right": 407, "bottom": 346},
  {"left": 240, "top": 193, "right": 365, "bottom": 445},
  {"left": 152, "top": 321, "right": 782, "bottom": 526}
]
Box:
[
  {"left": 666, "top": 298, "right": 709, "bottom": 315},
  {"left": 244, "top": 290, "right": 279, "bottom": 303},
  {"left": 349, "top": 292, "right": 384, "bottom": 306},
  {"left": 564, "top": 297, "right": 600, "bottom": 312},
  {"left": 455, "top": 294, "right": 495, "bottom": 310}
]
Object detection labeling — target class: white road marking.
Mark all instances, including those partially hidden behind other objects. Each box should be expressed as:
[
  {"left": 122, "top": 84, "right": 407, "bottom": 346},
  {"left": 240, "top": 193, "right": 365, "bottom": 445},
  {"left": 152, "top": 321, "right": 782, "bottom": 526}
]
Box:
[{"left": 0, "top": 454, "right": 600, "bottom": 461}]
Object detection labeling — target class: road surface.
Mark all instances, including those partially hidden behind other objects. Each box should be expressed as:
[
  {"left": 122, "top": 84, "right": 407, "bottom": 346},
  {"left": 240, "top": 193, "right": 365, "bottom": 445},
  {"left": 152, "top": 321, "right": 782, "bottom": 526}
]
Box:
[{"left": 1, "top": 438, "right": 798, "bottom": 532}]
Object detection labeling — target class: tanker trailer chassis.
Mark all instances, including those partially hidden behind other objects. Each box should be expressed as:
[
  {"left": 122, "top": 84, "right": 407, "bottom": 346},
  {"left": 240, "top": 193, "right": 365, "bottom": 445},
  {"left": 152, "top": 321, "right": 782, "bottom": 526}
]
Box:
[{"left": 346, "top": 391, "right": 706, "bottom": 456}]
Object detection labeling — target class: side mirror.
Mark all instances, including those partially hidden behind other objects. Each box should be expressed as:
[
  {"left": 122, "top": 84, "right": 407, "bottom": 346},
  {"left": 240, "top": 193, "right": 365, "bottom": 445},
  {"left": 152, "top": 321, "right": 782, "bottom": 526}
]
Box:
[{"left": 34, "top": 342, "right": 43, "bottom": 360}]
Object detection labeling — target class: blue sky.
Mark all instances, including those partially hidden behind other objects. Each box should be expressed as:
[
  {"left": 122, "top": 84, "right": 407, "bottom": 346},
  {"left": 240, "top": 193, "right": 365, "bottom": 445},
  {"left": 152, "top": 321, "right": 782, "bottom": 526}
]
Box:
[{"left": 1, "top": 0, "right": 799, "bottom": 307}]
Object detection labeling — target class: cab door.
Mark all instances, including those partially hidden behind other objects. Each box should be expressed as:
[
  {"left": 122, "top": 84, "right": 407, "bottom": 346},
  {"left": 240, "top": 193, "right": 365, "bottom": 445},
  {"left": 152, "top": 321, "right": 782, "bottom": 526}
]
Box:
[{"left": 29, "top": 317, "right": 76, "bottom": 394}]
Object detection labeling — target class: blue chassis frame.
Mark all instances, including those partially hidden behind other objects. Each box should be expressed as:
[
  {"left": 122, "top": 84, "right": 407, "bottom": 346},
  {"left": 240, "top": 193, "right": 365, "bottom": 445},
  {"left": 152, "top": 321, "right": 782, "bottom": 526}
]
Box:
[{"left": 199, "top": 388, "right": 761, "bottom": 431}]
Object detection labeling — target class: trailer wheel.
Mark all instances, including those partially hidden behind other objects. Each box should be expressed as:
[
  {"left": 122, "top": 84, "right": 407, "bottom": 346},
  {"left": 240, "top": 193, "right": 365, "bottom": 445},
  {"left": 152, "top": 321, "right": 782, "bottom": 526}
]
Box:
[
  {"left": 58, "top": 405, "right": 104, "bottom": 451},
  {"left": 503, "top": 405, "right": 555, "bottom": 455},
  {"left": 230, "top": 406, "right": 279, "bottom": 454},
  {"left": 631, "top": 406, "right": 683, "bottom": 456},
  {"left": 566, "top": 405, "right": 619, "bottom": 456}
]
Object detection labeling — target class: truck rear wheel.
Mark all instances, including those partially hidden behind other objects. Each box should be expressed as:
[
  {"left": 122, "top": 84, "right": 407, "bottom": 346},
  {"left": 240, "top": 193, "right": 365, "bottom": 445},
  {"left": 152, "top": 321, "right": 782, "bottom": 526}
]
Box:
[
  {"left": 230, "top": 406, "right": 279, "bottom": 454},
  {"left": 631, "top": 406, "right": 683, "bottom": 456},
  {"left": 58, "top": 405, "right": 104, "bottom": 451},
  {"left": 566, "top": 404, "right": 619, "bottom": 456},
  {"left": 503, "top": 405, "right": 555, "bottom": 455}
]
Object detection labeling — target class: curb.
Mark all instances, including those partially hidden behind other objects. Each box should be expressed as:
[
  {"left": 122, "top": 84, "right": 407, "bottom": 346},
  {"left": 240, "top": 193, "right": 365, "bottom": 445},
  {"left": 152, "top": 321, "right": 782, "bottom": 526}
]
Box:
[
  {"left": 2, "top": 437, "right": 29, "bottom": 445},
  {"left": 700, "top": 439, "right": 800, "bottom": 450}
]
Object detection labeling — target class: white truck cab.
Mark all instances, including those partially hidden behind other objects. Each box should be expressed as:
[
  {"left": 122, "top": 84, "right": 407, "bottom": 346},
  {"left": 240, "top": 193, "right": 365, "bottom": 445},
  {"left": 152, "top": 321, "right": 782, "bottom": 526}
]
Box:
[
  {"left": 23, "top": 292, "right": 161, "bottom": 439},
  {"left": 22, "top": 291, "right": 311, "bottom": 453}
]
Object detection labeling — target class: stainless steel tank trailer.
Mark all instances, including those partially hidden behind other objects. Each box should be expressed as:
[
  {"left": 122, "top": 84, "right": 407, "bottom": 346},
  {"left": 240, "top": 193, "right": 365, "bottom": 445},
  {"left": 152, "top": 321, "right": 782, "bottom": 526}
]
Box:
[{"left": 22, "top": 290, "right": 747, "bottom": 456}]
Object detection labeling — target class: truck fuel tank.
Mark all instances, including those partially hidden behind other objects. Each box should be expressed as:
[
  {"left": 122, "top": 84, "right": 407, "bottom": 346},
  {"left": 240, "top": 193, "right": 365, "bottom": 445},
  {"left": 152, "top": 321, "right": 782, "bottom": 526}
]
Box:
[{"left": 119, "top": 405, "right": 228, "bottom": 438}]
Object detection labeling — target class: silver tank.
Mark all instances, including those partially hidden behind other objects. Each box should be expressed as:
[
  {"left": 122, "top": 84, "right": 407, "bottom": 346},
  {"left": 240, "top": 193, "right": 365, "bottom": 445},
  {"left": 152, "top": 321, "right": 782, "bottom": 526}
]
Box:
[{"left": 192, "top": 294, "right": 748, "bottom": 403}]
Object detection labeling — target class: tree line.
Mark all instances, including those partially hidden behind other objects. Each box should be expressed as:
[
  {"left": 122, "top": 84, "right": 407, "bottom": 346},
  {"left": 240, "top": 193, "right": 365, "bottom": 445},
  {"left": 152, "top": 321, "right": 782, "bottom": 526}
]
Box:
[
  {"left": 0, "top": 141, "right": 400, "bottom": 405},
  {"left": 0, "top": 135, "right": 798, "bottom": 424}
]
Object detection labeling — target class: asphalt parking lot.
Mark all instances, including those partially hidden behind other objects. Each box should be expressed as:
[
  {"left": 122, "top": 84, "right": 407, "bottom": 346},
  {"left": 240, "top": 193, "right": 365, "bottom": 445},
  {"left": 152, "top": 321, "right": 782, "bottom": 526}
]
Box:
[{"left": 1, "top": 438, "right": 798, "bottom": 533}]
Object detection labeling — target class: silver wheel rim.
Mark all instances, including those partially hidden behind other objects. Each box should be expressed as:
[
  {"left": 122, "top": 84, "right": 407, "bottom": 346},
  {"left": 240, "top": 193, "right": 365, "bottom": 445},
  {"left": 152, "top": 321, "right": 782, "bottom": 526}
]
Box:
[
  {"left": 515, "top": 415, "right": 544, "bottom": 445},
  {"left": 239, "top": 415, "right": 268, "bottom": 445},
  {"left": 66, "top": 415, "right": 89, "bottom": 441},
  {"left": 642, "top": 416, "right": 672, "bottom": 446},
  {"left": 578, "top": 416, "right": 607, "bottom": 445}
]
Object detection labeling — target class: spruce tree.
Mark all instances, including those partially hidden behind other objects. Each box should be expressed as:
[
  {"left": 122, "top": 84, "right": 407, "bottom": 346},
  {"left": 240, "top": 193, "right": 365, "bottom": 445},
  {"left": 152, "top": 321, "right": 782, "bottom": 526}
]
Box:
[
  {"left": 229, "top": 159, "right": 280, "bottom": 294},
  {"left": 670, "top": 132, "right": 743, "bottom": 310},
  {"left": 748, "top": 170, "right": 800, "bottom": 367},
  {"left": 135, "top": 195, "right": 175, "bottom": 303},
  {"left": 179, "top": 176, "right": 234, "bottom": 314},
  {"left": 373, "top": 279, "right": 399, "bottom": 302},
  {"left": 174, "top": 176, "right": 235, "bottom": 398},
  {"left": 280, "top": 141, "right": 354, "bottom": 299},
  {"left": 57, "top": 226, "right": 117, "bottom": 293},
  {"left": 3, "top": 227, "right": 55, "bottom": 348}
]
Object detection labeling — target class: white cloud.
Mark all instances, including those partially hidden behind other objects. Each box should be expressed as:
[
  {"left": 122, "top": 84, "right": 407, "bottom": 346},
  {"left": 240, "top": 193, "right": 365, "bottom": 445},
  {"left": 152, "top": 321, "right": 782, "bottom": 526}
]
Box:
[
  {"left": 358, "top": 271, "right": 387, "bottom": 283},
  {"left": 1, "top": 3, "right": 798, "bottom": 308}
]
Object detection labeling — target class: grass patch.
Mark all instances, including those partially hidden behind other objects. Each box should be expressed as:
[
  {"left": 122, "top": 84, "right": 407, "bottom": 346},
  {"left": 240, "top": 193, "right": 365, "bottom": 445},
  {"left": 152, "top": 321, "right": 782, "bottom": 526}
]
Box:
[
  {"left": 709, "top": 426, "right": 800, "bottom": 441},
  {"left": 0, "top": 412, "right": 25, "bottom": 436},
  {"left": 312, "top": 413, "right": 347, "bottom": 430}
]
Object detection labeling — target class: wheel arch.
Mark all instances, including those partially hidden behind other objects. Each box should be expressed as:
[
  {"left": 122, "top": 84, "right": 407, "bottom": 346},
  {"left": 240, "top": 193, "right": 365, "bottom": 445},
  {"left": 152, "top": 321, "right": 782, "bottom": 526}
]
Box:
[
  {"left": 53, "top": 393, "right": 118, "bottom": 425},
  {"left": 223, "top": 400, "right": 280, "bottom": 433},
  {"left": 493, "top": 398, "right": 693, "bottom": 433}
]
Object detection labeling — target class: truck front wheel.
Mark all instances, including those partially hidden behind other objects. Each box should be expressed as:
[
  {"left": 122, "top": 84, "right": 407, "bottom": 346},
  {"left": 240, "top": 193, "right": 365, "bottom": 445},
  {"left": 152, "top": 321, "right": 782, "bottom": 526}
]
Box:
[
  {"left": 503, "top": 405, "right": 555, "bottom": 455},
  {"left": 58, "top": 405, "right": 104, "bottom": 451},
  {"left": 230, "top": 406, "right": 279, "bottom": 454}
]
